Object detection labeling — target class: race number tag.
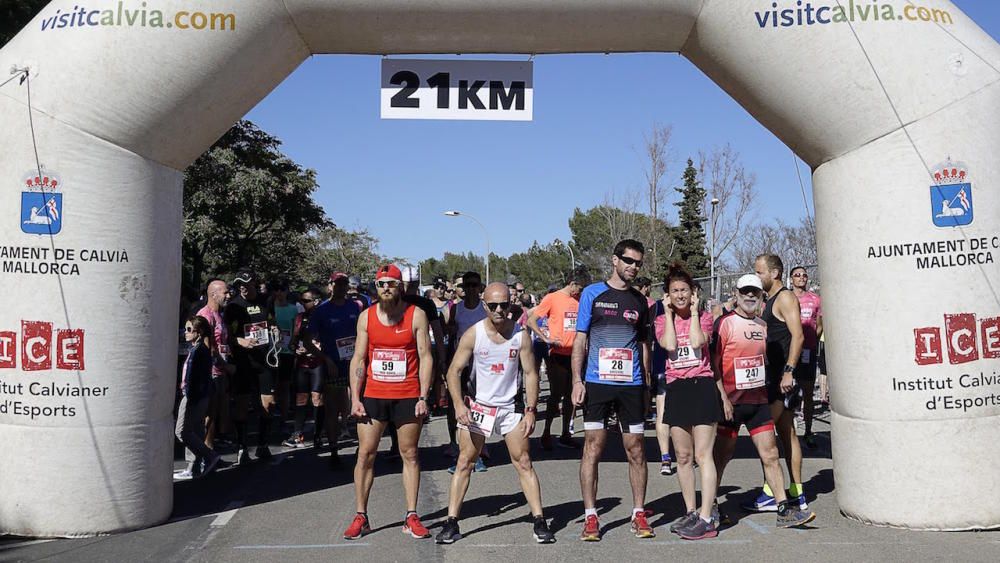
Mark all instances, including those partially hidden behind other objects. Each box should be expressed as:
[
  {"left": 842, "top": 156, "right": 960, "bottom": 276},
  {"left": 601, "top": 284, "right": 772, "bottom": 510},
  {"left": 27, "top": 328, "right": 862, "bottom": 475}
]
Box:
[
  {"left": 734, "top": 355, "right": 765, "bottom": 389},
  {"left": 372, "top": 349, "right": 407, "bottom": 382},
  {"left": 465, "top": 399, "right": 499, "bottom": 437},
  {"left": 598, "top": 348, "right": 634, "bottom": 382},
  {"left": 671, "top": 344, "right": 702, "bottom": 369},
  {"left": 245, "top": 322, "right": 270, "bottom": 345},
  {"left": 799, "top": 349, "right": 811, "bottom": 364},
  {"left": 563, "top": 312, "right": 577, "bottom": 332},
  {"left": 336, "top": 337, "right": 356, "bottom": 361}
]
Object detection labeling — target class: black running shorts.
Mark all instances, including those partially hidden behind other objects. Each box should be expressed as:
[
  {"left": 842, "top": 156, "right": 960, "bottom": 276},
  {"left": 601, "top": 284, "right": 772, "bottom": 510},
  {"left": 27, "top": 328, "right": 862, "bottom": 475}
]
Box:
[
  {"left": 583, "top": 383, "right": 646, "bottom": 433},
  {"left": 361, "top": 396, "right": 420, "bottom": 424},
  {"left": 718, "top": 402, "right": 774, "bottom": 439}
]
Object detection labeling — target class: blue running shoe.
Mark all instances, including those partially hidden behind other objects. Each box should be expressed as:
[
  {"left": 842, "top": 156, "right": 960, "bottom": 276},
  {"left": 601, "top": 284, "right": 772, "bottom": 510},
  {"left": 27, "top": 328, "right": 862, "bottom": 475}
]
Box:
[
  {"left": 741, "top": 490, "right": 778, "bottom": 513},
  {"left": 474, "top": 458, "right": 488, "bottom": 472},
  {"left": 793, "top": 494, "right": 809, "bottom": 511}
]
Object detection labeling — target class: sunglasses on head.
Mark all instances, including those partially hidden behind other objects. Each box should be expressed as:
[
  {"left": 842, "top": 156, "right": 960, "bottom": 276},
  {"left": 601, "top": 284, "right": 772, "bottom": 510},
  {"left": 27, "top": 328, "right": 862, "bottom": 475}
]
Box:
[
  {"left": 376, "top": 280, "right": 400, "bottom": 289},
  {"left": 616, "top": 254, "right": 643, "bottom": 267},
  {"left": 485, "top": 301, "right": 510, "bottom": 312}
]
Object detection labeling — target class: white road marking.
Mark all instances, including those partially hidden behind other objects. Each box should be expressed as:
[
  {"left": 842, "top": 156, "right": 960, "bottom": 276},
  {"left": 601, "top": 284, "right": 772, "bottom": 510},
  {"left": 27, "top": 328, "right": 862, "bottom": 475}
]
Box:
[
  {"left": 0, "top": 539, "right": 56, "bottom": 551},
  {"left": 210, "top": 501, "right": 244, "bottom": 527},
  {"left": 743, "top": 519, "right": 771, "bottom": 535},
  {"left": 233, "top": 544, "right": 371, "bottom": 549}
]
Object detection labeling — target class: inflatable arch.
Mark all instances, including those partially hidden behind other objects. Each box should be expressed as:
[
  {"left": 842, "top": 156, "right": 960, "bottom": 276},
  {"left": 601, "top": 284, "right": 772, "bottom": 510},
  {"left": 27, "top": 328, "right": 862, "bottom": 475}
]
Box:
[{"left": 1, "top": 0, "right": 998, "bottom": 536}]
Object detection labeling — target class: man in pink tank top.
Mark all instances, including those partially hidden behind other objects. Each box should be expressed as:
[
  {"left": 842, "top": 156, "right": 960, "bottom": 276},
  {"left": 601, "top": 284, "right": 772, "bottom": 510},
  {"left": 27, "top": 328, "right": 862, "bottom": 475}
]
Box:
[{"left": 790, "top": 266, "right": 823, "bottom": 448}]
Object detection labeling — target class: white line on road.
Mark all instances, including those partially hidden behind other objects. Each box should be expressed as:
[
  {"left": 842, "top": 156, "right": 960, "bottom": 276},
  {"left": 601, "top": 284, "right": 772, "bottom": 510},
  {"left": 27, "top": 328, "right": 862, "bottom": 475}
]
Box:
[
  {"left": 233, "top": 544, "right": 371, "bottom": 549},
  {"left": 0, "top": 539, "right": 56, "bottom": 551},
  {"left": 743, "top": 519, "right": 771, "bottom": 535},
  {"left": 646, "top": 539, "right": 752, "bottom": 545},
  {"left": 210, "top": 501, "right": 244, "bottom": 527}
]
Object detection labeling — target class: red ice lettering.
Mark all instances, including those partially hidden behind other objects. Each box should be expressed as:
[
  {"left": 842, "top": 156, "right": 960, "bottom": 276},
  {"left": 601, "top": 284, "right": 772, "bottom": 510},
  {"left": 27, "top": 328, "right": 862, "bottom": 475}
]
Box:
[
  {"left": 980, "top": 316, "right": 1000, "bottom": 359},
  {"left": 56, "top": 329, "right": 85, "bottom": 370},
  {"left": 913, "top": 327, "right": 942, "bottom": 365},
  {"left": 0, "top": 331, "right": 15, "bottom": 369},
  {"left": 945, "top": 313, "right": 978, "bottom": 365},
  {"left": 21, "top": 321, "right": 52, "bottom": 371}
]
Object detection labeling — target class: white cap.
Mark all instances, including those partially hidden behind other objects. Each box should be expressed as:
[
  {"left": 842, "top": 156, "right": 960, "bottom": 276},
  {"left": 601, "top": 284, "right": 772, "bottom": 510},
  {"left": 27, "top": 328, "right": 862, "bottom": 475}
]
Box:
[
  {"left": 400, "top": 266, "right": 418, "bottom": 283},
  {"left": 736, "top": 274, "right": 763, "bottom": 291}
]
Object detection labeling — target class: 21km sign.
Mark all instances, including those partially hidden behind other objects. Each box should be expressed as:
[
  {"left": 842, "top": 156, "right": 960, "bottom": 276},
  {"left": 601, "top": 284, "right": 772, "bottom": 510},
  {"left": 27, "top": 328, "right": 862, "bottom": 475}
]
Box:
[{"left": 381, "top": 59, "right": 533, "bottom": 121}]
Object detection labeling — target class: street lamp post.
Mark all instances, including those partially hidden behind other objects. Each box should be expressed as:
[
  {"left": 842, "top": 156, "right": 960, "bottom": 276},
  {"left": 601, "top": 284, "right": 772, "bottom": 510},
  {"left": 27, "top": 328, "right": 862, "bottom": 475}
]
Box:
[
  {"left": 709, "top": 197, "right": 720, "bottom": 300},
  {"left": 444, "top": 210, "right": 491, "bottom": 283},
  {"left": 557, "top": 239, "right": 576, "bottom": 270}
]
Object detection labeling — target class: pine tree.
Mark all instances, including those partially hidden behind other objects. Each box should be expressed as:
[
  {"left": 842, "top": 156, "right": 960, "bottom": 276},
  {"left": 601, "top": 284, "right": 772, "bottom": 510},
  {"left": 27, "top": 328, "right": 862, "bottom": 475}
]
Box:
[{"left": 673, "top": 159, "right": 709, "bottom": 277}]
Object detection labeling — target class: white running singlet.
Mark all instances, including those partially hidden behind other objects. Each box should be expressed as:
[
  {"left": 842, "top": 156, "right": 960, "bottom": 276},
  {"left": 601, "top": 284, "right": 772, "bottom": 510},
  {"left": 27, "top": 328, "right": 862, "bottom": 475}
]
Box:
[{"left": 470, "top": 320, "right": 523, "bottom": 407}]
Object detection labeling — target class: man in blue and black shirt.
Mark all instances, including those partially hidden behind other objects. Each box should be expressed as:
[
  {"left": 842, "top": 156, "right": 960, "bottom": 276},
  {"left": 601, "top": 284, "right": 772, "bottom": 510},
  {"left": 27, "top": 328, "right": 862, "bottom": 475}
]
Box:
[{"left": 571, "top": 239, "right": 653, "bottom": 541}]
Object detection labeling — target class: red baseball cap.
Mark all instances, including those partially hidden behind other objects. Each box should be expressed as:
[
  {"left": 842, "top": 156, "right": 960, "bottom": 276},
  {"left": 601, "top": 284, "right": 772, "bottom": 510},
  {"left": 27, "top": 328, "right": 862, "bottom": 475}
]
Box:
[
  {"left": 374, "top": 264, "right": 403, "bottom": 281},
  {"left": 329, "top": 272, "right": 349, "bottom": 283}
]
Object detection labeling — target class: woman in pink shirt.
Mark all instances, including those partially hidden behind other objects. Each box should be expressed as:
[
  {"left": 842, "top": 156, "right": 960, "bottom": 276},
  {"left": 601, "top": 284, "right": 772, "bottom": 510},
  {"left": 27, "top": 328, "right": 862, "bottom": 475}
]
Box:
[{"left": 656, "top": 264, "right": 721, "bottom": 540}]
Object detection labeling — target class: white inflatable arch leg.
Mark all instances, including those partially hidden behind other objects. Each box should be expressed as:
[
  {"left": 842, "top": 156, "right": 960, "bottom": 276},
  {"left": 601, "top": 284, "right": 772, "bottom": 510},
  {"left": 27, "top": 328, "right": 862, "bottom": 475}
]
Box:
[{"left": 0, "top": 0, "right": 996, "bottom": 535}]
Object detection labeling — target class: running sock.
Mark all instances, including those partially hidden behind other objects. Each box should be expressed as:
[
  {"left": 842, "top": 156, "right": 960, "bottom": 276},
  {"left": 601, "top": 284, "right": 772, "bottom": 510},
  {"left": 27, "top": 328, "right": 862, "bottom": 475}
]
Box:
[
  {"left": 584, "top": 508, "right": 598, "bottom": 518},
  {"left": 763, "top": 483, "right": 774, "bottom": 497},
  {"left": 777, "top": 501, "right": 789, "bottom": 515},
  {"left": 314, "top": 405, "right": 326, "bottom": 436},
  {"left": 788, "top": 483, "right": 804, "bottom": 497},
  {"left": 661, "top": 453, "right": 672, "bottom": 463},
  {"left": 405, "top": 510, "right": 417, "bottom": 518},
  {"left": 257, "top": 412, "right": 271, "bottom": 447},
  {"left": 294, "top": 404, "right": 307, "bottom": 434},
  {"left": 235, "top": 421, "right": 248, "bottom": 448}
]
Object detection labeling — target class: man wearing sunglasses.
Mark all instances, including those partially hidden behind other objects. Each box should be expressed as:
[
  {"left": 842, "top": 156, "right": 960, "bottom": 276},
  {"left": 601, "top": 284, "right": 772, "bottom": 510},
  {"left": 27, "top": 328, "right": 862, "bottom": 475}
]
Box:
[
  {"left": 572, "top": 239, "right": 654, "bottom": 541},
  {"left": 711, "top": 275, "right": 815, "bottom": 529},
  {"left": 443, "top": 271, "right": 488, "bottom": 463},
  {"left": 343, "top": 264, "right": 434, "bottom": 541},
  {"left": 435, "top": 282, "right": 555, "bottom": 545},
  {"left": 293, "top": 274, "right": 361, "bottom": 467},
  {"left": 789, "top": 266, "right": 823, "bottom": 449}
]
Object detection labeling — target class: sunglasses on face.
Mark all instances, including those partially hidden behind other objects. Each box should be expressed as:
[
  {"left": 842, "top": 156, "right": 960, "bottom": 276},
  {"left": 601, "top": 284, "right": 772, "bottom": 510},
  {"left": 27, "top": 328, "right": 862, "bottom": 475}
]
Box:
[
  {"left": 184, "top": 326, "right": 196, "bottom": 333},
  {"left": 737, "top": 288, "right": 762, "bottom": 296},
  {"left": 792, "top": 273, "right": 808, "bottom": 278},
  {"left": 616, "top": 254, "right": 643, "bottom": 267},
  {"left": 485, "top": 301, "right": 511, "bottom": 312},
  {"left": 376, "top": 280, "right": 400, "bottom": 289}
]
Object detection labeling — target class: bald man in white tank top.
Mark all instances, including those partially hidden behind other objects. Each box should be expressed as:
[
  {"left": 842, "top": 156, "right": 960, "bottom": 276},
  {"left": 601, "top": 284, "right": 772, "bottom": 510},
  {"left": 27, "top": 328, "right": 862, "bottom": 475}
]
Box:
[{"left": 435, "top": 283, "right": 555, "bottom": 545}]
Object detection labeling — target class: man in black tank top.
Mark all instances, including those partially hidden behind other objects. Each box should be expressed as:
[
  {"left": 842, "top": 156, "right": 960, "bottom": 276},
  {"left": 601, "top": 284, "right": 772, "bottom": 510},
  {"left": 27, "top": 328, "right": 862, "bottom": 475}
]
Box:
[{"left": 742, "top": 254, "right": 811, "bottom": 515}]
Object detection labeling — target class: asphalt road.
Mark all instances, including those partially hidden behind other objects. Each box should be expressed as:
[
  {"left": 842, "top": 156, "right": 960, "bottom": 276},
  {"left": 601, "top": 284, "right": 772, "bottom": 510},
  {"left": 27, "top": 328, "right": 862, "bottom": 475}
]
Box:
[{"left": 3, "top": 382, "right": 999, "bottom": 563}]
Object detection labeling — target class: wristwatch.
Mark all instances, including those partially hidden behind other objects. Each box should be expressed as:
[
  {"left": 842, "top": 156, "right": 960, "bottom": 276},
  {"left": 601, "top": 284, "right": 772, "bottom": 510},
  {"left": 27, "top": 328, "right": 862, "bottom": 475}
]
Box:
[
  {"left": 783, "top": 365, "right": 794, "bottom": 374},
  {"left": 418, "top": 397, "right": 427, "bottom": 402},
  {"left": 525, "top": 406, "right": 537, "bottom": 413}
]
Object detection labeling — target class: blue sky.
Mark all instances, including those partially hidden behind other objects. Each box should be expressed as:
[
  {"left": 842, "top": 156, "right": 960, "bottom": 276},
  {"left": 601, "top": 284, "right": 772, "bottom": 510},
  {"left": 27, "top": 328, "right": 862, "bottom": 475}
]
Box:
[{"left": 246, "top": 1, "right": 999, "bottom": 265}]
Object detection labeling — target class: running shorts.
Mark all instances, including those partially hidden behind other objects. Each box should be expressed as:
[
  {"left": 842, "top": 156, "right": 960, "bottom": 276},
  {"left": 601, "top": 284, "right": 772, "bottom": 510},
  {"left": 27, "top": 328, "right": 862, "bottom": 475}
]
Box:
[
  {"left": 361, "top": 396, "right": 420, "bottom": 424},
  {"left": 664, "top": 376, "right": 722, "bottom": 427},
  {"left": 583, "top": 382, "right": 646, "bottom": 434},
  {"left": 457, "top": 403, "right": 523, "bottom": 437},
  {"left": 718, "top": 402, "right": 774, "bottom": 439}
]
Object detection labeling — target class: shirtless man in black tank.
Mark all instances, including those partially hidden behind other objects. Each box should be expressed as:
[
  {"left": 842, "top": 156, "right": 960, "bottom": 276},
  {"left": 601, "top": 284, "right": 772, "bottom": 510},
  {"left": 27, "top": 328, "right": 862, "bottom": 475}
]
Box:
[{"left": 742, "top": 254, "right": 810, "bottom": 513}]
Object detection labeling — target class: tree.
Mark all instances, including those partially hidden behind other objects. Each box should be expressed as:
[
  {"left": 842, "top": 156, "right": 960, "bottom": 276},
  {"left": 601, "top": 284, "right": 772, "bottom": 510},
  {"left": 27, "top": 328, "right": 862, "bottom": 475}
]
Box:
[
  {"left": 505, "top": 241, "right": 572, "bottom": 293},
  {"left": 699, "top": 144, "right": 757, "bottom": 274},
  {"left": 727, "top": 216, "right": 819, "bottom": 286},
  {"left": 568, "top": 192, "right": 675, "bottom": 281},
  {"left": 1, "top": 1, "right": 47, "bottom": 47},
  {"left": 419, "top": 252, "right": 486, "bottom": 282},
  {"left": 182, "top": 121, "right": 329, "bottom": 290},
  {"left": 296, "top": 225, "right": 384, "bottom": 286},
  {"left": 673, "top": 159, "right": 709, "bottom": 276},
  {"left": 641, "top": 124, "right": 674, "bottom": 275}
]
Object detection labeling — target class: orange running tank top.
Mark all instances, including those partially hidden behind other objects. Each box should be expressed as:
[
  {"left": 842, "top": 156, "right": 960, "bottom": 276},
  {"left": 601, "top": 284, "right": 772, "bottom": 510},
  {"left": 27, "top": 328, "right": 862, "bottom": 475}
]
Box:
[{"left": 364, "top": 304, "right": 419, "bottom": 399}]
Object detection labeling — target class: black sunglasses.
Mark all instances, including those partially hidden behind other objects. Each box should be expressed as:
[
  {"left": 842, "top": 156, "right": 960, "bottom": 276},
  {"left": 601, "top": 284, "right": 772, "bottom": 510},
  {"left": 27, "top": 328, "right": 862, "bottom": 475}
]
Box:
[
  {"left": 616, "top": 254, "right": 643, "bottom": 267},
  {"left": 485, "top": 301, "right": 510, "bottom": 312}
]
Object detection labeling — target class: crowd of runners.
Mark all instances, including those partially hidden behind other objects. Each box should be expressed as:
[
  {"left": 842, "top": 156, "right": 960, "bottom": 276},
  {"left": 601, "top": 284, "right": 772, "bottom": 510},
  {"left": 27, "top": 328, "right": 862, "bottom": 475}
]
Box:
[{"left": 175, "top": 238, "right": 827, "bottom": 543}]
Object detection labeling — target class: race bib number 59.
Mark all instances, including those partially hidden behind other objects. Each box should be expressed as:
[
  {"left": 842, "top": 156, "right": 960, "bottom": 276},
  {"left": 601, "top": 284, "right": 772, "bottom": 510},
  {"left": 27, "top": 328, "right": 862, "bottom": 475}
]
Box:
[
  {"left": 598, "top": 348, "right": 634, "bottom": 382},
  {"left": 372, "top": 349, "right": 407, "bottom": 382}
]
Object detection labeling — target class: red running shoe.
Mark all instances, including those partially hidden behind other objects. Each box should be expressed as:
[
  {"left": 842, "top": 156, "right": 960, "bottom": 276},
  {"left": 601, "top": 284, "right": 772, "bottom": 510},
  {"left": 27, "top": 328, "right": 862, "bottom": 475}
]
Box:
[
  {"left": 403, "top": 513, "right": 431, "bottom": 538},
  {"left": 580, "top": 514, "right": 601, "bottom": 542},
  {"left": 631, "top": 511, "right": 655, "bottom": 538},
  {"left": 343, "top": 514, "right": 371, "bottom": 540}
]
